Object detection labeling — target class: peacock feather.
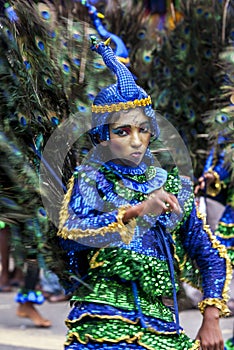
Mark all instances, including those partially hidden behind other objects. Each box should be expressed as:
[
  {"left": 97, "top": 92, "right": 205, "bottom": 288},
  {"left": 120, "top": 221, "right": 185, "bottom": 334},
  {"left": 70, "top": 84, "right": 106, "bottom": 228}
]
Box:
[
  {"left": 203, "top": 45, "right": 234, "bottom": 183},
  {"left": 145, "top": 0, "right": 233, "bottom": 179},
  {"left": 0, "top": 0, "right": 113, "bottom": 280}
]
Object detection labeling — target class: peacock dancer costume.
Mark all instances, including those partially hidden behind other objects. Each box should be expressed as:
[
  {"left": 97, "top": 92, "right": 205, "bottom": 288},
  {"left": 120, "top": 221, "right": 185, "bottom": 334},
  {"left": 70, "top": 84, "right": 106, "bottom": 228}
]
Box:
[
  {"left": 202, "top": 143, "right": 234, "bottom": 267},
  {"left": 201, "top": 139, "right": 234, "bottom": 350},
  {"left": 57, "top": 39, "right": 231, "bottom": 350}
]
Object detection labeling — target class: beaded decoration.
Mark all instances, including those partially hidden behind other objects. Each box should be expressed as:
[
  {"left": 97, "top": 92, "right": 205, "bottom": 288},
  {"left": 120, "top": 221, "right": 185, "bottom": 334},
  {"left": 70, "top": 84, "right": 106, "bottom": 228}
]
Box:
[{"left": 92, "top": 96, "right": 152, "bottom": 114}]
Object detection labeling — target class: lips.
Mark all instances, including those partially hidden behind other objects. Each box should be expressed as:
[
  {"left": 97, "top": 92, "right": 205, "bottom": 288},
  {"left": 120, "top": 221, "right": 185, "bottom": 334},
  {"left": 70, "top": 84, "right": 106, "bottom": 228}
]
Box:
[{"left": 130, "top": 152, "right": 142, "bottom": 158}]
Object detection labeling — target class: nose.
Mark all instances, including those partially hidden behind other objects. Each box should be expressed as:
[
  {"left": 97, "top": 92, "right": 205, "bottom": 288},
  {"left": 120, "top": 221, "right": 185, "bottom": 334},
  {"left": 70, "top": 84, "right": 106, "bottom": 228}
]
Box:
[{"left": 131, "top": 130, "right": 142, "bottom": 148}]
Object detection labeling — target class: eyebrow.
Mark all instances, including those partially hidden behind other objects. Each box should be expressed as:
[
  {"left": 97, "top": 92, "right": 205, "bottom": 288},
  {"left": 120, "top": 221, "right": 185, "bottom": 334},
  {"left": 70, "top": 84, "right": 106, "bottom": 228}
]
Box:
[{"left": 112, "top": 121, "right": 150, "bottom": 129}]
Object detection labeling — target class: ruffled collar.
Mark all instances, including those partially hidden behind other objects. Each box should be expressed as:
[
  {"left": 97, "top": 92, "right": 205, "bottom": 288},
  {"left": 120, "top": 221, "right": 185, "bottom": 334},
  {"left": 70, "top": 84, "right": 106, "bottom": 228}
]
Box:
[
  {"left": 106, "top": 160, "right": 148, "bottom": 176},
  {"left": 84, "top": 149, "right": 168, "bottom": 192},
  {"left": 102, "top": 161, "right": 168, "bottom": 193}
]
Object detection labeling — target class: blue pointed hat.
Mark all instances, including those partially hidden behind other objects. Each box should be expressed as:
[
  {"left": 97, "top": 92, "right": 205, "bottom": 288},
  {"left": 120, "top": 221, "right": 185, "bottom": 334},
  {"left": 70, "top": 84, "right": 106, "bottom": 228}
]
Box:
[{"left": 89, "top": 37, "right": 160, "bottom": 145}]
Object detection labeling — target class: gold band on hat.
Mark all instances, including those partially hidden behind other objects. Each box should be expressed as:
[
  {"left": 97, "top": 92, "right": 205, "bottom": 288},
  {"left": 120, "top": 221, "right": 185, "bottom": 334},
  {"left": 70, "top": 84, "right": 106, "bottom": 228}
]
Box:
[{"left": 92, "top": 96, "right": 152, "bottom": 114}]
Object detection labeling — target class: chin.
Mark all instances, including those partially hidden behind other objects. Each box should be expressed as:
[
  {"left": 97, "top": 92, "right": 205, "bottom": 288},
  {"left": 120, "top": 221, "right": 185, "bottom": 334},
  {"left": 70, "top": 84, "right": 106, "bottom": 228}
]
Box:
[
  {"left": 112, "top": 157, "right": 142, "bottom": 167},
  {"left": 124, "top": 159, "right": 141, "bottom": 167}
]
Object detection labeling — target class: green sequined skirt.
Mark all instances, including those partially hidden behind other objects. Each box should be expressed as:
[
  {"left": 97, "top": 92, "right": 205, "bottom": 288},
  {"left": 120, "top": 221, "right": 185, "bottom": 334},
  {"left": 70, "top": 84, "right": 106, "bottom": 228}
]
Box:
[{"left": 64, "top": 278, "right": 200, "bottom": 350}]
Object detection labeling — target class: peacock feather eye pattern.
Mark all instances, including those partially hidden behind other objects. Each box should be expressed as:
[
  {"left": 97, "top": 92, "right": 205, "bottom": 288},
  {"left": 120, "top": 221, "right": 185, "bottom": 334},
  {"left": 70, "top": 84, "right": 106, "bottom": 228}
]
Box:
[
  {"left": 172, "top": 100, "right": 181, "bottom": 113},
  {"left": 215, "top": 112, "right": 230, "bottom": 124},
  {"left": 43, "top": 75, "right": 53, "bottom": 86},
  {"left": 62, "top": 60, "right": 71, "bottom": 74},
  {"left": 16, "top": 112, "right": 28, "bottom": 127},
  {"left": 186, "top": 64, "right": 197, "bottom": 77},
  {"left": 35, "top": 36, "right": 45, "bottom": 51}
]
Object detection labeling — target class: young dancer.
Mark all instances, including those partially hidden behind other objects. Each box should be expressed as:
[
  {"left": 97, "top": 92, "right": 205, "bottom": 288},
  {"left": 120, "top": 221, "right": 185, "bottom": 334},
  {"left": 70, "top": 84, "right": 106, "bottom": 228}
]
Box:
[{"left": 57, "top": 38, "right": 231, "bottom": 350}]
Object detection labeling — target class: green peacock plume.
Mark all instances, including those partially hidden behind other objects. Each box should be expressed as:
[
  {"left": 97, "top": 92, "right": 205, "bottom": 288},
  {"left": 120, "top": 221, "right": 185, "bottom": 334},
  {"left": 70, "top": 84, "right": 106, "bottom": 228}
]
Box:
[
  {"left": 144, "top": 0, "right": 233, "bottom": 179},
  {"left": 0, "top": 0, "right": 114, "bottom": 280}
]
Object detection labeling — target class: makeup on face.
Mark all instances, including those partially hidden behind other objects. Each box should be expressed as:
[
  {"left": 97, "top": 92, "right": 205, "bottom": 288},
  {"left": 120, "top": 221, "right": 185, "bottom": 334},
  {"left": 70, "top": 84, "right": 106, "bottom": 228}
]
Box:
[{"left": 107, "top": 109, "right": 151, "bottom": 166}]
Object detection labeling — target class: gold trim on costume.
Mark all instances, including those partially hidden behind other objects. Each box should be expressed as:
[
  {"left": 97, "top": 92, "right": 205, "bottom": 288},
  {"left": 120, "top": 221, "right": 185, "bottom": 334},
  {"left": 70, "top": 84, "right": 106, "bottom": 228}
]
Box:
[
  {"left": 198, "top": 297, "right": 230, "bottom": 316},
  {"left": 176, "top": 252, "right": 188, "bottom": 271},
  {"left": 58, "top": 205, "right": 136, "bottom": 244},
  {"left": 64, "top": 311, "right": 201, "bottom": 349},
  {"left": 66, "top": 312, "right": 181, "bottom": 336},
  {"left": 65, "top": 330, "right": 144, "bottom": 346},
  {"left": 196, "top": 209, "right": 232, "bottom": 317},
  {"left": 218, "top": 222, "right": 234, "bottom": 228},
  {"left": 57, "top": 175, "right": 136, "bottom": 245},
  {"left": 58, "top": 175, "right": 75, "bottom": 232},
  {"left": 137, "top": 339, "right": 200, "bottom": 350},
  {"left": 89, "top": 250, "right": 105, "bottom": 269},
  {"left": 191, "top": 340, "right": 201, "bottom": 350},
  {"left": 92, "top": 96, "right": 152, "bottom": 114},
  {"left": 206, "top": 169, "right": 223, "bottom": 197},
  {"left": 64, "top": 312, "right": 200, "bottom": 348},
  {"left": 216, "top": 231, "right": 234, "bottom": 239},
  {"left": 65, "top": 312, "right": 140, "bottom": 326},
  {"left": 117, "top": 56, "right": 130, "bottom": 65}
]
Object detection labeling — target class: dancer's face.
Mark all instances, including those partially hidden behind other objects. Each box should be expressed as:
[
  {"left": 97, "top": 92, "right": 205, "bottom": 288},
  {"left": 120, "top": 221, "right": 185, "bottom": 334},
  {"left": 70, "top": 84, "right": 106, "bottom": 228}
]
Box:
[{"left": 103, "top": 109, "right": 151, "bottom": 166}]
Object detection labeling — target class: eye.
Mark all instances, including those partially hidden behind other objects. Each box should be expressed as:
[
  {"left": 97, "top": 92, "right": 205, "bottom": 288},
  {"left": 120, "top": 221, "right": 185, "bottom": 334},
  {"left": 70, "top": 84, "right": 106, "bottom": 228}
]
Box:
[
  {"left": 115, "top": 129, "right": 128, "bottom": 136},
  {"left": 139, "top": 124, "right": 151, "bottom": 133},
  {"left": 112, "top": 128, "right": 129, "bottom": 136}
]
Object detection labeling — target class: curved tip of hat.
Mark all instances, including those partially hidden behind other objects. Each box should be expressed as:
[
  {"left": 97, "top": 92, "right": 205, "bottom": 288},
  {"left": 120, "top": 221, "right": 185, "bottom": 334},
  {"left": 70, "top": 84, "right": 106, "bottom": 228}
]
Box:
[{"left": 104, "top": 37, "right": 111, "bottom": 46}]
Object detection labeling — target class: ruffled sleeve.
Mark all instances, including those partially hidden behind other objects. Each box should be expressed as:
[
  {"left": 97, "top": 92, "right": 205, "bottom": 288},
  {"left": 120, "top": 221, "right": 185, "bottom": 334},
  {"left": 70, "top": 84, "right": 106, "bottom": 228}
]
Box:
[
  {"left": 57, "top": 168, "right": 136, "bottom": 247},
  {"left": 176, "top": 193, "right": 232, "bottom": 317}
]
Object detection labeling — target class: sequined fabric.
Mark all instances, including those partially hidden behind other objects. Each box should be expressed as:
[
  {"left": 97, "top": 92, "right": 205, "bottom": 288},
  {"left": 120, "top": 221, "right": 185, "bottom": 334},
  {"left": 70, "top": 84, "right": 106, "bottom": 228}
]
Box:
[
  {"left": 15, "top": 290, "right": 45, "bottom": 304},
  {"left": 215, "top": 204, "right": 234, "bottom": 265},
  {"left": 65, "top": 303, "right": 200, "bottom": 349},
  {"left": 65, "top": 314, "right": 199, "bottom": 350},
  {"left": 203, "top": 147, "right": 234, "bottom": 266},
  {"left": 65, "top": 342, "right": 146, "bottom": 349},
  {"left": 65, "top": 338, "right": 200, "bottom": 350},
  {"left": 58, "top": 158, "right": 231, "bottom": 349}
]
